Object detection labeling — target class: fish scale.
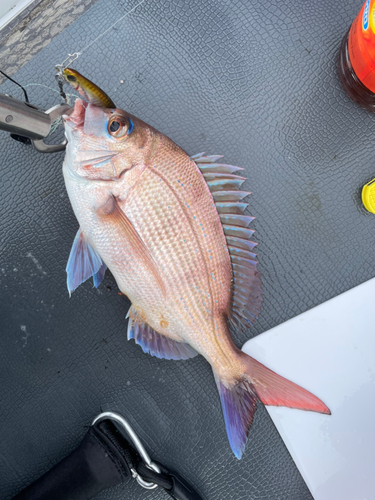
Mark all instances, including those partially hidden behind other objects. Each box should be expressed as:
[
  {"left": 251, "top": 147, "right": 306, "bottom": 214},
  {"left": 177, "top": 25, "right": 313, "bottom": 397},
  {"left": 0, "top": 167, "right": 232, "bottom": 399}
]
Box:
[
  {"left": 123, "top": 160, "right": 231, "bottom": 345},
  {"left": 64, "top": 175, "right": 163, "bottom": 312},
  {"left": 62, "top": 94, "right": 330, "bottom": 460}
]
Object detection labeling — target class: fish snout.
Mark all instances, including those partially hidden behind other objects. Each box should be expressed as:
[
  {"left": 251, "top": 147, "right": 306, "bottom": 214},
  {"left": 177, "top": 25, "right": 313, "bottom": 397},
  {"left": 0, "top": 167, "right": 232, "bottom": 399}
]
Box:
[{"left": 63, "top": 99, "right": 87, "bottom": 128}]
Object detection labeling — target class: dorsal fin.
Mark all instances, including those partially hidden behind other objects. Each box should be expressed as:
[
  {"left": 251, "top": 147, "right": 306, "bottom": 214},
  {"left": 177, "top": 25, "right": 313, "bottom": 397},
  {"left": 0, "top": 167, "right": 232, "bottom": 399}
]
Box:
[
  {"left": 219, "top": 214, "right": 255, "bottom": 227},
  {"left": 191, "top": 153, "right": 263, "bottom": 329},
  {"left": 226, "top": 236, "right": 256, "bottom": 252},
  {"left": 127, "top": 305, "right": 198, "bottom": 360},
  {"left": 215, "top": 202, "right": 249, "bottom": 214},
  {"left": 199, "top": 164, "right": 244, "bottom": 174},
  {"left": 223, "top": 225, "right": 255, "bottom": 239},
  {"left": 207, "top": 178, "right": 246, "bottom": 192}
]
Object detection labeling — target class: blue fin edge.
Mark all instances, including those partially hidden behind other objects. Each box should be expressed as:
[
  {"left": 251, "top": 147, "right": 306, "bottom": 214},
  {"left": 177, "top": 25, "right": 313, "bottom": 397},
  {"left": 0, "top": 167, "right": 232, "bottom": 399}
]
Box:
[
  {"left": 127, "top": 307, "right": 197, "bottom": 361},
  {"left": 214, "top": 374, "right": 258, "bottom": 459},
  {"left": 66, "top": 228, "right": 106, "bottom": 295}
]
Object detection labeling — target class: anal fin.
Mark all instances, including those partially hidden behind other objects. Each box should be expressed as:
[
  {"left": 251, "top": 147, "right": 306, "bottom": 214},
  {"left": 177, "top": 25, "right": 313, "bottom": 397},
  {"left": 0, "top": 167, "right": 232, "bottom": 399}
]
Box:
[{"left": 127, "top": 305, "right": 197, "bottom": 361}]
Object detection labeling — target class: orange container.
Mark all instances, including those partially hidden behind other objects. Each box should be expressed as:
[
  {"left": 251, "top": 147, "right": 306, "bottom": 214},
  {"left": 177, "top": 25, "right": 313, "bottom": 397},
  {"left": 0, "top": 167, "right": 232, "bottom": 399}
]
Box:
[{"left": 339, "top": 0, "right": 375, "bottom": 110}]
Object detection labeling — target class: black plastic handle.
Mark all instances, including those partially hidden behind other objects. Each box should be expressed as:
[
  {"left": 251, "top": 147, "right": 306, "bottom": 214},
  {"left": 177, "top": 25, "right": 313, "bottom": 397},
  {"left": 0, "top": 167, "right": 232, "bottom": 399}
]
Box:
[
  {"left": 11, "top": 425, "right": 127, "bottom": 500},
  {"left": 167, "top": 470, "right": 203, "bottom": 500}
]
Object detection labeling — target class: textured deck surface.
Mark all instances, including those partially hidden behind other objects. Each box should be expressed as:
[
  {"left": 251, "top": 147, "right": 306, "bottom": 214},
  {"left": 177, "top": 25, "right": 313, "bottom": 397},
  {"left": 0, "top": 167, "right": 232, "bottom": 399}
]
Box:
[{"left": 1, "top": 0, "right": 374, "bottom": 498}]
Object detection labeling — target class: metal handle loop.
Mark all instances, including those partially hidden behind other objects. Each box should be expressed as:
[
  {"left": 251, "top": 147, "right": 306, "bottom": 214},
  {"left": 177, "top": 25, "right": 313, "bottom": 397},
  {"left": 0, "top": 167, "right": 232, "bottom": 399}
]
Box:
[
  {"left": 32, "top": 103, "right": 73, "bottom": 153},
  {"left": 92, "top": 411, "right": 161, "bottom": 490}
]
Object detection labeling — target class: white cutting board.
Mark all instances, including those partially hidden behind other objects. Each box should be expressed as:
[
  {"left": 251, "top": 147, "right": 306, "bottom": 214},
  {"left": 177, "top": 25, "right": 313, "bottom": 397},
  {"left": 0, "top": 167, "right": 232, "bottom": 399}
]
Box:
[{"left": 243, "top": 278, "right": 375, "bottom": 500}]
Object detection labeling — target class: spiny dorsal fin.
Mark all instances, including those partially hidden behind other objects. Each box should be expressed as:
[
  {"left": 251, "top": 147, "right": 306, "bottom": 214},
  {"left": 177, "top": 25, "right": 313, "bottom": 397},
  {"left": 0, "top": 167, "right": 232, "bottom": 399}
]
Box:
[
  {"left": 191, "top": 153, "right": 263, "bottom": 329},
  {"left": 219, "top": 214, "right": 255, "bottom": 227},
  {"left": 199, "top": 164, "right": 244, "bottom": 174},
  {"left": 222, "top": 225, "right": 255, "bottom": 239},
  {"left": 127, "top": 305, "right": 198, "bottom": 361},
  {"left": 206, "top": 177, "right": 246, "bottom": 192},
  {"left": 212, "top": 190, "right": 250, "bottom": 202},
  {"left": 215, "top": 202, "right": 249, "bottom": 214},
  {"left": 192, "top": 153, "right": 223, "bottom": 163},
  {"left": 202, "top": 172, "right": 245, "bottom": 180}
]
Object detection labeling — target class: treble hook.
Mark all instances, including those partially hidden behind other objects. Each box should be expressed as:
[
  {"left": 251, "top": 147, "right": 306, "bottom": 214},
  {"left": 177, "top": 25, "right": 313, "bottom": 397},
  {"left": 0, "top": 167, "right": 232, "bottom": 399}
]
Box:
[
  {"left": 55, "top": 53, "right": 82, "bottom": 101},
  {"left": 55, "top": 52, "right": 82, "bottom": 75}
]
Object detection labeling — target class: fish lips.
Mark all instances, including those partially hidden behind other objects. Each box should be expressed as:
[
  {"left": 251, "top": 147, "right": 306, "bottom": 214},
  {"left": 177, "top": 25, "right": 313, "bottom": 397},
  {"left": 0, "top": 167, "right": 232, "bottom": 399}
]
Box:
[
  {"left": 63, "top": 98, "right": 87, "bottom": 129},
  {"left": 64, "top": 99, "right": 112, "bottom": 139}
]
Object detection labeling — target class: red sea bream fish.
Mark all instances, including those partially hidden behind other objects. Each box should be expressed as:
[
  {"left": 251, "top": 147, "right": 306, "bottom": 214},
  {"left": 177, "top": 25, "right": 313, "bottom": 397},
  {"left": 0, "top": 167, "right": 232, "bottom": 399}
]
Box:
[{"left": 61, "top": 73, "right": 330, "bottom": 459}]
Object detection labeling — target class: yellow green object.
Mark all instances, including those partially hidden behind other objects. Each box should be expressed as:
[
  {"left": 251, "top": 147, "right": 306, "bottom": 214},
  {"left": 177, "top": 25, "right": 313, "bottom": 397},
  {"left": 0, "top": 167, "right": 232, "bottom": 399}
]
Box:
[
  {"left": 362, "top": 178, "right": 375, "bottom": 213},
  {"left": 57, "top": 67, "right": 116, "bottom": 108}
]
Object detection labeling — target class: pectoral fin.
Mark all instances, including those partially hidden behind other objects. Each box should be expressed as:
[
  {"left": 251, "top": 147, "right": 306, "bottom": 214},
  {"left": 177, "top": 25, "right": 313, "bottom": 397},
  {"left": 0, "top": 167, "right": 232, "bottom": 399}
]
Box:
[
  {"left": 93, "top": 263, "right": 107, "bottom": 288},
  {"left": 66, "top": 228, "right": 107, "bottom": 295}
]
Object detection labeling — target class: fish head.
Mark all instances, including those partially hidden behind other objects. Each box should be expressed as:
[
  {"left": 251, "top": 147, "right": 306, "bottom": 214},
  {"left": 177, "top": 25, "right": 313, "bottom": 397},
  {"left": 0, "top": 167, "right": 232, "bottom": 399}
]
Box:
[{"left": 63, "top": 98, "right": 154, "bottom": 180}]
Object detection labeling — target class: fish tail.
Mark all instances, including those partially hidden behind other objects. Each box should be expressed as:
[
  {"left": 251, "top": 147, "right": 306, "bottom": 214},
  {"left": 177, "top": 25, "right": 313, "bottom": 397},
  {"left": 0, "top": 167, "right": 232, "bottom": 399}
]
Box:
[{"left": 214, "top": 352, "right": 330, "bottom": 459}]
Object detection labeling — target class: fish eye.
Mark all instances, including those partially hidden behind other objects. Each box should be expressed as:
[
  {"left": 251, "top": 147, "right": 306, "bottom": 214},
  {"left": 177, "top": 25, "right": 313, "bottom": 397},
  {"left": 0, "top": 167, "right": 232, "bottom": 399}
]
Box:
[
  {"left": 67, "top": 74, "right": 77, "bottom": 82},
  {"left": 108, "top": 116, "right": 132, "bottom": 138},
  {"left": 109, "top": 120, "right": 120, "bottom": 132}
]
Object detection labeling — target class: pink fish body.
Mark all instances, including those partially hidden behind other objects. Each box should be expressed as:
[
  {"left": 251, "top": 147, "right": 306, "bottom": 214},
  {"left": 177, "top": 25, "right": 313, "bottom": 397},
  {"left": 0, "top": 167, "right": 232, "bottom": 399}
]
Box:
[{"left": 63, "top": 99, "right": 330, "bottom": 459}]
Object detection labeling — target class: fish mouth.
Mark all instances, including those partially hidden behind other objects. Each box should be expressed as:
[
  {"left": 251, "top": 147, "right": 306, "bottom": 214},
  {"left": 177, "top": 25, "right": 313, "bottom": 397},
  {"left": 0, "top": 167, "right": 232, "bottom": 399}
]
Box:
[{"left": 63, "top": 98, "right": 87, "bottom": 128}]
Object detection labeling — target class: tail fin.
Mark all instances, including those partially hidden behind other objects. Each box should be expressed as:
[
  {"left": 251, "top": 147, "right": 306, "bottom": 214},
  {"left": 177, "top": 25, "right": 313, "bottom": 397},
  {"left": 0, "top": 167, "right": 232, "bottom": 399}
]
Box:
[{"left": 215, "top": 354, "right": 330, "bottom": 459}]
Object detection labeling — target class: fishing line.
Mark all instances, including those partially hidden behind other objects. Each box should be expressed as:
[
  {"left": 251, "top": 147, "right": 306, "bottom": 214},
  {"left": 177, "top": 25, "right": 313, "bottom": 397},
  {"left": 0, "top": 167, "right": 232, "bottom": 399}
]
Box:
[
  {"left": 77, "top": 0, "right": 147, "bottom": 56},
  {"left": 23, "top": 83, "right": 78, "bottom": 103},
  {"left": 23, "top": 83, "right": 80, "bottom": 135},
  {"left": 56, "top": 0, "right": 147, "bottom": 71},
  {"left": 54, "top": 0, "right": 147, "bottom": 105},
  {"left": 2, "top": 1, "right": 146, "bottom": 104},
  {"left": 7, "top": 1, "right": 147, "bottom": 135}
]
